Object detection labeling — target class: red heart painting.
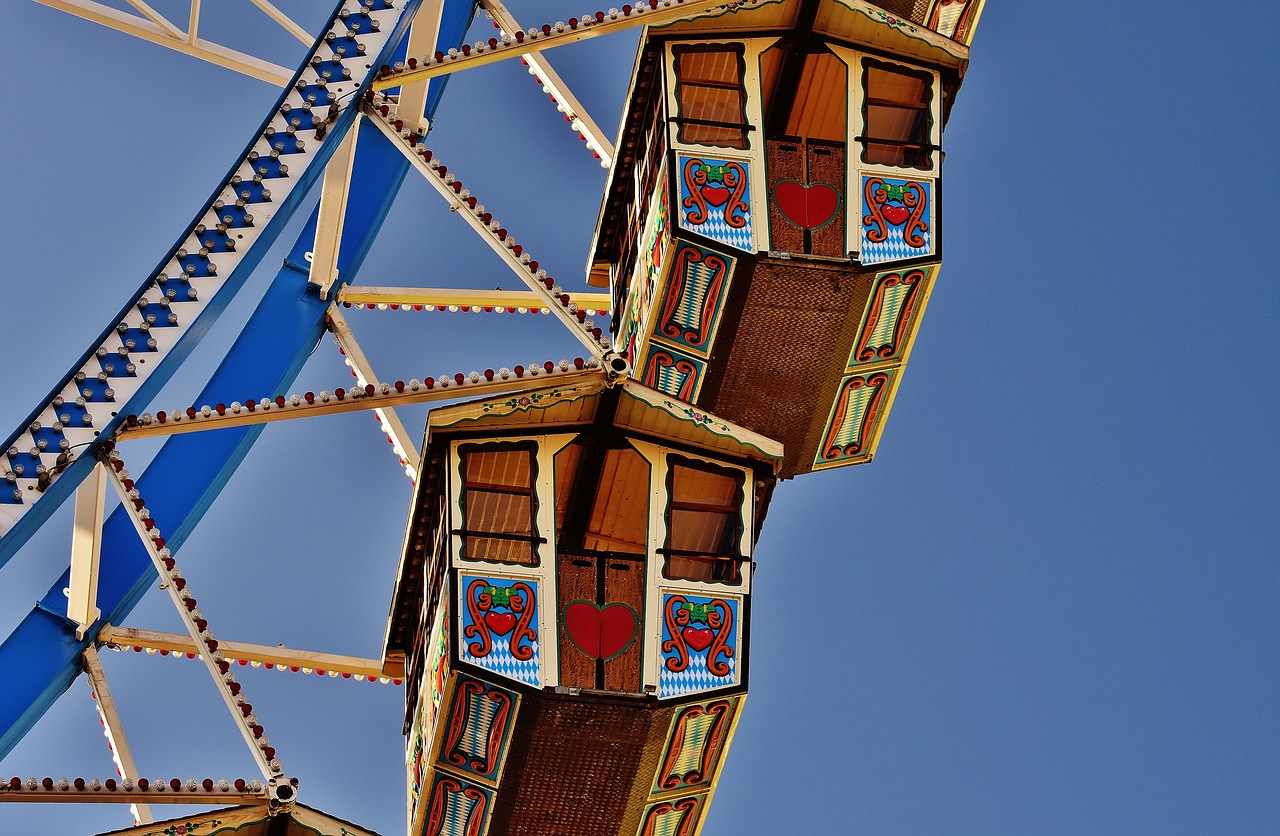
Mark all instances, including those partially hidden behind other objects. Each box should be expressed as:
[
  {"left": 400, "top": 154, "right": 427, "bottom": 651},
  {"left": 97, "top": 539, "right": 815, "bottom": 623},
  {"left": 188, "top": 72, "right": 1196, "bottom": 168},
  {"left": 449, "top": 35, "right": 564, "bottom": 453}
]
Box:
[
  {"left": 484, "top": 611, "right": 517, "bottom": 636},
  {"left": 773, "top": 181, "right": 840, "bottom": 230},
  {"left": 563, "top": 601, "right": 638, "bottom": 660},
  {"left": 881, "top": 204, "right": 911, "bottom": 226},
  {"left": 699, "top": 184, "right": 731, "bottom": 207},
  {"left": 681, "top": 627, "right": 715, "bottom": 652}
]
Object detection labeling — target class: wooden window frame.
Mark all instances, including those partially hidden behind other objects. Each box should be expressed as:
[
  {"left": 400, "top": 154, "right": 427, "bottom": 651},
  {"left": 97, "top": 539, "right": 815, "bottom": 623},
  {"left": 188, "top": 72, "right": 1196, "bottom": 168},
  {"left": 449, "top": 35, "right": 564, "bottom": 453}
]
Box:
[
  {"left": 671, "top": 43, "right": 753, "bottom": 150},
  {"left": 659, "top": 454, "right": 746, "bottom": 585},
  {"left": 454, "top": 441, "right": 545, "bottom": 566},
  {"left": 856, "top": 57, "right": 938, "bottom": 171}
]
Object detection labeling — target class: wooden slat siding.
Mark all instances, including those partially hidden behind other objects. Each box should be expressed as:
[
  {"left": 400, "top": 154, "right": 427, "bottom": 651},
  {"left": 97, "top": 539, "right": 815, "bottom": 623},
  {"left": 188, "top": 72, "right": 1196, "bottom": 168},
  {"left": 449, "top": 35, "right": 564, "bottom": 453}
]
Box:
[
  {"left": 807, "top": 139, "right": 846, "bottom": 257},
  {"left": 603, "top": 558, "right": 645, "bottom": 693},
  {"left": 766, "top": 137, "right": 806, "bottom": 254},
  {"left": 557, "top": 552, "right": 598, "bottom": 690}
]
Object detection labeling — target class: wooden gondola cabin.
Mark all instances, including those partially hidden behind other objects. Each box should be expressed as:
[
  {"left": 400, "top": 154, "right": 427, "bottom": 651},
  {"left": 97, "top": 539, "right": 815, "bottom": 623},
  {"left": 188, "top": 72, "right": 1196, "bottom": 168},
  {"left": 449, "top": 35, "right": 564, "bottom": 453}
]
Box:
[
  {"left": 382, "top": 374, "right": 782, "bottom": 836},
  {"left": 590, "top": 0, "right": 985, "bottom": 478}
]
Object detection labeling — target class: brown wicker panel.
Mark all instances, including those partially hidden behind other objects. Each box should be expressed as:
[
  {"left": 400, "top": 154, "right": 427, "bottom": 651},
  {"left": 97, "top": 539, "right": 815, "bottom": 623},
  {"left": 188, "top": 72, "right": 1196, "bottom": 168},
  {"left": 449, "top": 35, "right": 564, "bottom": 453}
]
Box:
[
  {"left": 603, "top": 560, "right": 645, "bottom": 693},
  {"left": 619, "top": 704, "right": 680, "bottom": 836},
  {"left": 765, "top": 138, "right": 805, "bottom": 254},
  {"left": 807, "top": 140, "right": 847, "bottom": 258},
  {"left": 557, "top": 553, "right": 597, "bottom": 690},
  {"left": 700, "top": 258, "right": 874, "bottom": 478},
  {"left": 491, "top": 698, "right": 657, "bottom": 836}
]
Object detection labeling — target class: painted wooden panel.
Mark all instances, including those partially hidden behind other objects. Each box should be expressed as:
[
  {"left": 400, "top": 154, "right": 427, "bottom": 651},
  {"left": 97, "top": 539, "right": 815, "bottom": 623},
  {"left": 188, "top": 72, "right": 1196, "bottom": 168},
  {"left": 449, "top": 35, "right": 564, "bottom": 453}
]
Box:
[
  {"left": 438, "top": 674, "right": 518, "bottom": 786},
  {"left": 765, "top": 138, "right": 806, "bottom": 254},
  {"left": 848, "top": 267, "right": 929, "bottom": 367},
  {"left": 636, "top": 794, "right": 705, "bottom": 836},
  {"left": 653, "top": 243, "right": 735, "bottom": 357},
  {"left": 653, "top": 697, "right": 738, "bottom": 795},
  {"left": 640, "top": 345, "right": 706, "bottom": 402},
  {"left": 603, "top": 559, "right": 646, "bottom": 693},
  {"left": 860, "top": 174, "right": 934, "bottom": 265},
  {"left": 813, "top": 369, "right": 896, "bottom": 469},
  {"left": 419, "top": 772, "right": 493, "bottom": 836},
  {"left": 556, "top": 553, "right": 597, "bottom": 690},
  {"left": 557, "top": 553, "right": 645, "bottom": 693},
  {"left": 658, "top": 592, "right": 741, "bottom": 699},
  {"left": 807, "top": 139, "right": 847, "bottom": 257},
  {"left": 676, "top": 154, "right": 755, "bottom": 253},
  {"left": 458, "top": 573, "right": 541, "bottom": 688}
]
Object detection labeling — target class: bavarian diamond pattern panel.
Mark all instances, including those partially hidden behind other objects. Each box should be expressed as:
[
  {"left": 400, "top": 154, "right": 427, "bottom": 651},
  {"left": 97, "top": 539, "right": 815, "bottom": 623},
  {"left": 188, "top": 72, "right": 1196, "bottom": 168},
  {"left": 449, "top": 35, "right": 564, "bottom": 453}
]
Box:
[
  {"left": 860, "top": 175, "right": 934, "bottom": 265},
  {"left": 457, "top": 574, "right": 541, "bottom": 688},
  {"left": 659, "top": 592, "right": 741, "bottom": 699},
  {"left": 677, "top": 155, "right": 755, "bottom": 253}
]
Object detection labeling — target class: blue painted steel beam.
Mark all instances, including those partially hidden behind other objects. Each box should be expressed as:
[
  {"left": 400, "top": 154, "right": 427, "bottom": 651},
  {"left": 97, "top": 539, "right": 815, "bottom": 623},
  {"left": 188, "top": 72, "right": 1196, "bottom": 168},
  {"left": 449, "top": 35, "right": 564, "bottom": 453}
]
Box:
[
  {"left": 0, "top": 0, "right": 480, "bottom": 758},
  {"left": 0, "top": 0, "right": 384, "bottom": 571}
]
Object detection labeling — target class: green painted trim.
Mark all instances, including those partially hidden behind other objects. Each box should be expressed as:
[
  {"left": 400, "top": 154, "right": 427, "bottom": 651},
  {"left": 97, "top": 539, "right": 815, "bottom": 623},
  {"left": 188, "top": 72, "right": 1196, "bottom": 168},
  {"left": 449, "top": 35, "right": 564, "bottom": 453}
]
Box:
[
  {"left": 831, "top": 0, "right": 969, "bottom": 61},
  {"left": 626, "top": 388, "right": 781, "bottom": 461},
  {"left": 137, "top": 817, "right": 261, "bottom": 836},
  {"left": 429, "top": 382, "right": 603, "bottom": 431},
  {"left": 652, "top": 0, "right": 787, "bottom": 29}
]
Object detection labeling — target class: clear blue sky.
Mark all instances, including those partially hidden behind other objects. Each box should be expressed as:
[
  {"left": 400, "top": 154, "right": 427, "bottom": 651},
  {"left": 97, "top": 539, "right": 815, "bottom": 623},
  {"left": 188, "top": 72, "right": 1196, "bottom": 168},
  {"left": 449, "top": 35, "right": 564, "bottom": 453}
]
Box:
[{"left": 0, "top": 1, "right": 1277, "bottom": 834}]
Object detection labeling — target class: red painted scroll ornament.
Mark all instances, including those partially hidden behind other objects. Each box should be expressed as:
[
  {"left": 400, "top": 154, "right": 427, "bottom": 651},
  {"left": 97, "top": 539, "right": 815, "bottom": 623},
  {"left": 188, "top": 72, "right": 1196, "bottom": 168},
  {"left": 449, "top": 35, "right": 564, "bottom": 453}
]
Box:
[
  {"left": 681, "top": 157, "right": 749, "bottom": 228},
  {"left": 863, "top": 177, "right": 929, "bottom": 247},
  {"left": 463, "top": 579, "right": 537, "bottom": 661},
  {"left": 662, "top": 595, "right": 735, "bottom": 677}
]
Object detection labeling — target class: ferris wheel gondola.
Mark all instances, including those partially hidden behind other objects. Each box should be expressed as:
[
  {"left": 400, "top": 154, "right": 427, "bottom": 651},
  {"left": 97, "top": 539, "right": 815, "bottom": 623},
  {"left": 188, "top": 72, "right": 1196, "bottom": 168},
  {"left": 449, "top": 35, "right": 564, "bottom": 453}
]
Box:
[{"left": 0, "top": 1, "right": 985, "bottom": 833}]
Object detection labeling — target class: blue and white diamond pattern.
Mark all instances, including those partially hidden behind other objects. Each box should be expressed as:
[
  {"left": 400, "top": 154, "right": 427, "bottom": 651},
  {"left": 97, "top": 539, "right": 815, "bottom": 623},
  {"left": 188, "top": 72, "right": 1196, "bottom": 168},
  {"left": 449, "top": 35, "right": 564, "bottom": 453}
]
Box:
[
  {"left": 458, "top": 574, "right": 542, "bottom": 688},
  {"left": 659, "top": 592, "right": 741, "bottom": 698},
  {"left": 861, "top": 222, "right": 932, "bottom": 265},
  {"left": 677, "top": 154, "right": 756, "bottom": 253},
  {"left": 693, "top": 212, "right": 755, "bottom": 253},
  {"left": 660, "top": 651, "right": 737, "bottom": 699},
  {"left": 460, "top": 640, "right": 540, "bottom": 689}
]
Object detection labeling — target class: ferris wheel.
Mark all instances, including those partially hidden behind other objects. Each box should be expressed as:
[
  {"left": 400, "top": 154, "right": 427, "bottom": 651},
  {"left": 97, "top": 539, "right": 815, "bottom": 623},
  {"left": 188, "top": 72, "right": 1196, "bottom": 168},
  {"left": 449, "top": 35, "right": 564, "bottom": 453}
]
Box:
[{"left": 0, "top": 1, "right": 985, "bottom": 834}]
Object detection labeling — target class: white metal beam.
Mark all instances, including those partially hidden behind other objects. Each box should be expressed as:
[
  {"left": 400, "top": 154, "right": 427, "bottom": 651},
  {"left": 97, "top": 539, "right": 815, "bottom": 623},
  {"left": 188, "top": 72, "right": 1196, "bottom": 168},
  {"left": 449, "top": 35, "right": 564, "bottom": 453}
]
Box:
[
  {"left": 365, "top": 105, "right": 608, "bottom": 355},
  {"left": 33, "top": 0, "right": 293, "bottom": 85},
  {"left": 67, "top": 462, "right": 106, "bottom": 641},
  {"left": 102, "top": 457, "right": 284, "bottom": 784},
  {"left": 336, "top": 285, "right": 612, "bottom": 311},
  {"left": 83, "top": 646, "right": 154, "bottom": 825},
  {"left": 113, "top": 365, "right": 607, "bottom": 441},
  {"left": 326, "top": 305, "right": 421, "bottom": 479},
  {"left": 395, "top": 1, "right": 448, "bottom": 133},
  {"left": 308, "top": 126, "right": 359, "bottom": 300},
  {"left": 187, "top": 0, "right": 201, "bottom": 44},
  {"left": 124, "top": 0, "right": 181, "bottom": 38},
  {"left": 373, "top": 0, "right": 762, "bottom": 90},
  {"left": 481, "top": 0, "right": 614, "bottom": 167},
  {"left": 248, "top": 0, "right": 313, "bottom": 46},
  {"left": 99, "top": 626, "right": 390, "bottom": 680}
]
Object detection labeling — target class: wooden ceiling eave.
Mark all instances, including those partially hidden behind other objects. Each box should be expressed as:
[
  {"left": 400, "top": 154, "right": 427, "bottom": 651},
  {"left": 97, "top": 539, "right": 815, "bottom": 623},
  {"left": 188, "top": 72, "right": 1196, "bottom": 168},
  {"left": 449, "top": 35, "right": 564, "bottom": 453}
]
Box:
[{"left": 586, "top": 30, "right": 661, "bottom": 271}]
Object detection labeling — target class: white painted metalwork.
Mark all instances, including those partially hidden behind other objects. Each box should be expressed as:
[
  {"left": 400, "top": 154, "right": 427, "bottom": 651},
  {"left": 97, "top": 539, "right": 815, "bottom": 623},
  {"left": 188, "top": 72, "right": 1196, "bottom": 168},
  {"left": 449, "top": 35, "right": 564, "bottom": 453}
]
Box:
[
  {"left": 102, "top": 455, "right": 286, "bottom": 786},
  {"left": 481, "top": 0, "right": 615, "bottom": 167},
  {"left": 309, "top": 127, "right": 360, "bottom": 300},
  {"left": 373, "top": 0, "right": 763, "bottom": 89},
  {"left": 364, "top": 103, "right": 610, "bottom": 356},
  {"left": 82, "top": 646, "right": 153, "bottom": 825},
  {"left": 326, "top": 305, "right": 422, "bottom": 480},
  {"left": 335, "top": 285, "right": 612, "bottom": 311},
  {"left": 114, "top": 364, "right": 607, "bottom": 441},
  {"left": 67, "top": 463, "right": 105, "bottom": 641},
  {"left": 34, "top": 0, "right": 293, "bottom": 85},
  {"left": 98, "top": 626, "right": 390, "bottom": 681}
]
